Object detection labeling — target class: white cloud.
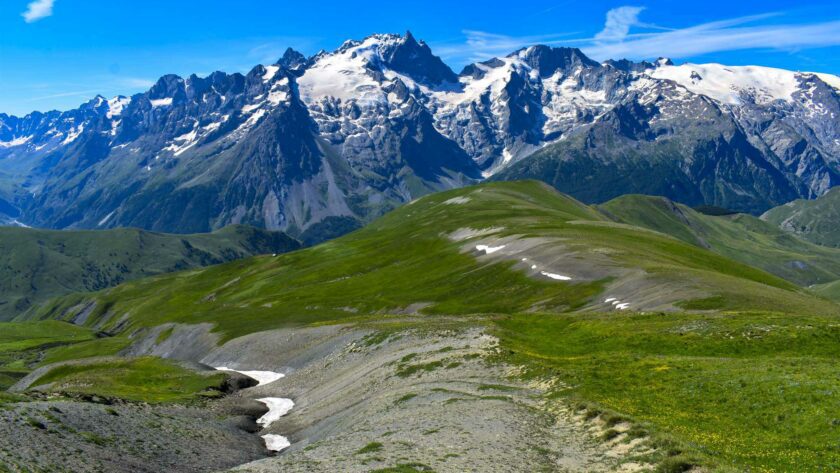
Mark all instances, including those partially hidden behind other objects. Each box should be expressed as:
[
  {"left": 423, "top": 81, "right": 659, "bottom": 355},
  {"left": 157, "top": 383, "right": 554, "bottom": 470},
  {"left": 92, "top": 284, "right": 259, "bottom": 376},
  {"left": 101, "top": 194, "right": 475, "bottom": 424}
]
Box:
[
  {"left": 432, "top": 10, "right": 840, "bottom": 67},
  {"left": 24, "top": 89, "right": 101, "bottom": 102},
  {"left": 594, "top": 6, "right": 645, "bottom": 42},
  {"left": 582, "top": 15, "right": 840, "bottom": 61},
  {"left": 22, "top": 0, "right": 54, "bottom": 23},
  {"left": 117, "top": 77, "right": 156, "bottom": 89}
]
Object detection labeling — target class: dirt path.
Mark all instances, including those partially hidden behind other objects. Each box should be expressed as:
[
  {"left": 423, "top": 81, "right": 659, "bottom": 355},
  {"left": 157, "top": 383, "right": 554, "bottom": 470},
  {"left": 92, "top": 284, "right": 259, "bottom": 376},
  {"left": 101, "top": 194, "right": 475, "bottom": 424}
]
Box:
[{"left": 202, "top": 325, "right": 648, "bottom": 472}]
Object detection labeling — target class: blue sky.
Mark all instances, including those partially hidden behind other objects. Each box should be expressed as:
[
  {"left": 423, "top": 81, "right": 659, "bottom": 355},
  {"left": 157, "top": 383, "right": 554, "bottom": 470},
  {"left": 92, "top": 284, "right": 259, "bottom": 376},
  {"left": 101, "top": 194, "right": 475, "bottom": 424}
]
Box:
[{"left": 1, "top": 0, "right": 839, "bottom": 115}]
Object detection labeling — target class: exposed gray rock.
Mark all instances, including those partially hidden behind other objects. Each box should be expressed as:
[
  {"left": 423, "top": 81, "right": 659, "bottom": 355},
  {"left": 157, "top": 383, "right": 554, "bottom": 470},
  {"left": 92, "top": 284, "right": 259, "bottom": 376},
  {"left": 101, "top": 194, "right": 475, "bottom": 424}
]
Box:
[{"left": 1, "top": 33, "right": 837, "bottom": 239}]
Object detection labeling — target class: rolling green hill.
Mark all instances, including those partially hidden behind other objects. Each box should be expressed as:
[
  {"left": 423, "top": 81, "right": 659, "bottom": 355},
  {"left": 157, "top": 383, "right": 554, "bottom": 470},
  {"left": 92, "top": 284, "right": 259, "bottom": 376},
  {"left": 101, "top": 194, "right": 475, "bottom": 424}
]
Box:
[
  {"left": 599, "top": 194, "right": 840, "bottom": 287},
  {"left": 762, "top": 187, "right": 840, "bottom": 248},
  {"left": 812, "top": 279, "right": 840, "bottom": 302},
  {"left": 7, "top": 181, "right": 840, "bottom": 472},
  {"left": 0, "top": 225, "right": 299, "bottom": 321},
  {"left": 27, "top": 181, "right": 836, "bottom": 339}
]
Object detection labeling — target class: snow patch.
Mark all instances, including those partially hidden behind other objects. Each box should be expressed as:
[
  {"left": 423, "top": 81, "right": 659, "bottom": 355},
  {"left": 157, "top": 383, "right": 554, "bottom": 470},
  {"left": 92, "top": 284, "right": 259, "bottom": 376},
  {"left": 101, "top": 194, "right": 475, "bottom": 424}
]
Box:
[
  {"left": 262, "top": 434, "right": 291, "bottom": 452},
  {"left": 150, "top": 97, "right": 173, "bottom": 108},
  {"left": 650, "top": 63, "right": 799, "bottom": 105},
  {"left": 256, "top": 397, "right": 295, "bottom": 427},
  {"left": 107, "top": 96, "right": 131, "bottom": 118},
  {"left": 0, "top": 135, "right": 33, "bottom": 148},
  {"left": 214, "top": 367, "right": 284, "bottom": 386},
  {"left": 540, "top": 271, "right": 571, "bottom": 281},
  {"left": 813, "top": 72, "right": 840, "bottom": 90},
  {"left": 241, "top": 102, "right": 262, "bottom": 113},
  {"left": 62, "top": 125, "right": 84, "bottom": 145},
  {"left": 163, "top": 128, "right": 199, "bottom": 156},
  {"left": 98, "top": 210, "right": 116, "bottom": 227},
  {"left": 476, "top": 244, "right": 505, "bottom": 254},
  {"left": 298, "top": 37, "right": 390, "bottom": 105},
  {"left": 262, "top": 65, "right": 280, "bottom": 82}
]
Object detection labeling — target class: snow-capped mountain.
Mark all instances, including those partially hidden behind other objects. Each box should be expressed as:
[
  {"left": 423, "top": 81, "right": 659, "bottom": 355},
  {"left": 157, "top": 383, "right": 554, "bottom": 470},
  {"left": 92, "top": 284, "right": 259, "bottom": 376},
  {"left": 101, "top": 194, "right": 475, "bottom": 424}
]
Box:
[{"left": 1, "top": 32, "right": 838, "bottom": 237}]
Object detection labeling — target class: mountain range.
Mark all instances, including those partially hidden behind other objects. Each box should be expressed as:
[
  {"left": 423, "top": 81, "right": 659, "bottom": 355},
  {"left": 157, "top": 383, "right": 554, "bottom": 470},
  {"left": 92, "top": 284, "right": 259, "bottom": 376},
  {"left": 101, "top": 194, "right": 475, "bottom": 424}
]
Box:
[{"left": 1, "top": 32, "right": 838, "bottom": 240}]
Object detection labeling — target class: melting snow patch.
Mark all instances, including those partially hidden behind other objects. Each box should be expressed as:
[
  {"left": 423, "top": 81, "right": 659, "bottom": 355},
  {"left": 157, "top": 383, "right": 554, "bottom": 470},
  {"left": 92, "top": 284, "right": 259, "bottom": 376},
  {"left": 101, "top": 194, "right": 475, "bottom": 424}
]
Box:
[
  {"left": 214, "top": 367, "right": 284, "bottom": 386},
  {"left": 540, "top": 271, "right": 571, "bottom": 281},
  {"left": 262, "top": 434, "right": 291, "bottom": 452},
  {"left": 98, "top": 210, "right": 116, "bottom": 227},
  {"left": 267, "top": 88, "right": 288, "bottom": 105},
  {"left": 256, "top": 397, "right": 295, "bottom": 427},
  {"left": 107, "top": 96, "right": 131, "bottom": 118},
  {"left": 62, "top": 125, "right": 84, "bottom": 145},
  {"left": 241, "top": 102, "right": 263, "bottom": 113},
  {"left": 150, "top": 97, "right": 173, "bottom": 108},
  {"left": 0, "top": 135, "right": 33, "bottom": 148},
  {"left": 476, "top": 244, "right": 505, "bottom": 254},
  {"left": 202, "top": 121, "right": 222, "bottom": 133},
  {"left": 263, "top": 65, "right": 280, "bottom": 82}
]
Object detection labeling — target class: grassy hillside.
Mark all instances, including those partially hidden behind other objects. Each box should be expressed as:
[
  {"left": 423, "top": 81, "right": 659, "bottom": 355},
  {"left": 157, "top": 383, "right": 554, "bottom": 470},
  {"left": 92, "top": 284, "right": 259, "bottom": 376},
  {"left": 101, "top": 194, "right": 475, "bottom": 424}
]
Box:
[
  {"left": 8, "top": 181, "right": 840, "bottom": 472},
  {"left": 762, "top": 187, "right": 840, "bottom": 247},
  {"left": 599, "top": 194, "right": 840, "bottom": 286},
  {"left": 0, "top": 224, "right": 299, "bottom": 320},
  {"left": 812, "top": 279, "right": 840, "bottom": 302},
  {"left": 495, "top": 310, "right": 840, "bottom": 472},
  {"left": 0, "top": 321, "right": 96, "bottom": 391},
  {"left": 26, "top": 181, "right": 837, "bottom": 341},
  {"left": 29, "top": 357, "right": 227, "bottom": 403}
]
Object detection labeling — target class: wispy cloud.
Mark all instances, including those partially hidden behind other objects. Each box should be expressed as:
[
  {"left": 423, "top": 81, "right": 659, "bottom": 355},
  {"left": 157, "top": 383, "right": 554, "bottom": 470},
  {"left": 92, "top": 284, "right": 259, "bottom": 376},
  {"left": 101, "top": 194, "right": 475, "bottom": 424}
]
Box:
[
  {"left": 583, "top": 14, "right": 840, "bottom": 61},
  {"left": 22, "top": 0, "right": 54, "bottom": 23},
  {"left": 23, "top": 89, "right": 100, "bottom": 102},
  {"left": 594, "top": 6, "right": 645, "bottom": 42},
  {"left": 432, "top": 9, "right": 840, "bottom": 67},
  {"left": 116, "top": 77, "right": 156, "bottom": 89}
]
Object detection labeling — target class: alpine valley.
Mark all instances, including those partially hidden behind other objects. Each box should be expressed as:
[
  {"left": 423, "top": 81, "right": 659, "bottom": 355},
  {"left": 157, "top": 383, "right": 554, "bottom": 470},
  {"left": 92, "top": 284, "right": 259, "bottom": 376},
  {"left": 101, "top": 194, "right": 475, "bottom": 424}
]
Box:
[
  {"left": 3, "top": 28, "right": 840, "bottom": 473},
  {"left": 1, "top": 32, "right": 838, "bottom": 242}
]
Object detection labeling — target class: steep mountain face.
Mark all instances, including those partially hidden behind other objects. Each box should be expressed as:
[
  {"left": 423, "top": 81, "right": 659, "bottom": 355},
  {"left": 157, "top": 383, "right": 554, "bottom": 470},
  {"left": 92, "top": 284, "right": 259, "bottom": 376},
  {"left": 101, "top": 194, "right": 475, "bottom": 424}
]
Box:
[
  {"left": 494, "top": 79, "right": 804, "bottom": 213},
  {"left": 485, "top": 58, "right": 840, "bottom": 213},
  {"left": 1, "top": 33, "right": 838, "bottom": 236},
  {"left": 0, "top": 35, "right": 482, "bottom": 238}
]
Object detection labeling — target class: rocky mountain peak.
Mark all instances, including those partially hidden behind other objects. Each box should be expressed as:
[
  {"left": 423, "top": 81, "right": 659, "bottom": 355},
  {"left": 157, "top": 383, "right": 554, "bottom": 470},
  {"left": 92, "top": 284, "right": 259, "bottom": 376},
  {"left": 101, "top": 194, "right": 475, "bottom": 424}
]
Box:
[
  {"left": 278, "top": 47, "right": 308, "bottom": 70},
  {"left": 325, "top": 32, "right": 457, "bottom": 86},
  {"left": 513, "top": 45, "right": 601, "bottom": 77},
  {"left": 381, "top": 31, "right": 458, "bottom": 85}
]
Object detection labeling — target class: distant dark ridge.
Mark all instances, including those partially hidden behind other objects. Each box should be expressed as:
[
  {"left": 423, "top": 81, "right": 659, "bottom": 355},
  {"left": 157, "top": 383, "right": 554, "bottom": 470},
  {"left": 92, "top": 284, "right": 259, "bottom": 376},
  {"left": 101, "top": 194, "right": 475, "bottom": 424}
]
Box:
[{"left": 693, "top": 205, "right": 739, "bottom": 216}]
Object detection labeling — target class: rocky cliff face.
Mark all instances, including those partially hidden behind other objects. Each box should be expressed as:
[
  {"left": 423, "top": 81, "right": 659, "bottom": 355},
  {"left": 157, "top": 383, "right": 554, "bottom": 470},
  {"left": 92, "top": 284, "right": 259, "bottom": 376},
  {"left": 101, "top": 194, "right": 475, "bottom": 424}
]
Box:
[{"left": 1, "top": 32, "right": 838, "bottom": 236}]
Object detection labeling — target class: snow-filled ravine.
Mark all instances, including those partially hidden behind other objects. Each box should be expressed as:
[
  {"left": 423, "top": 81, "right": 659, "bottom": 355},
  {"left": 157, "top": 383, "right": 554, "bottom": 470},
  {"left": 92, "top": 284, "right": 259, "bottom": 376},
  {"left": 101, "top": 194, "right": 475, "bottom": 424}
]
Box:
[{"left": 215, "top": 367, "right": 295, "bottom": 452}]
